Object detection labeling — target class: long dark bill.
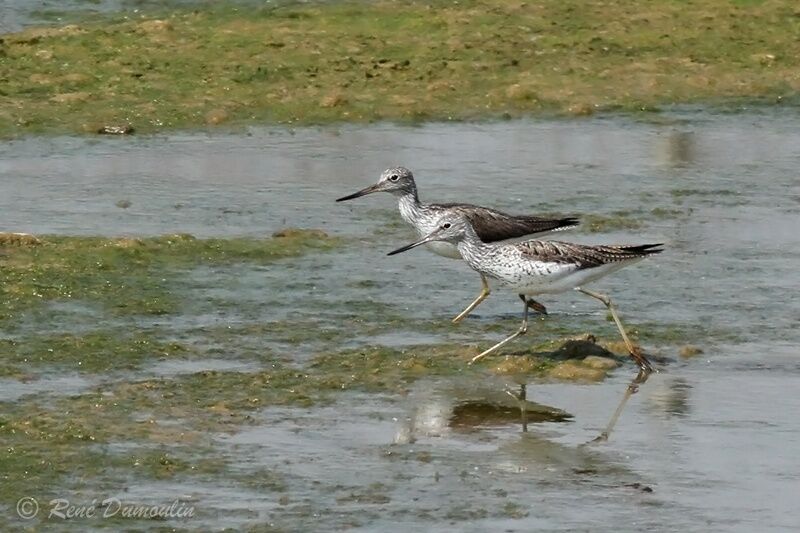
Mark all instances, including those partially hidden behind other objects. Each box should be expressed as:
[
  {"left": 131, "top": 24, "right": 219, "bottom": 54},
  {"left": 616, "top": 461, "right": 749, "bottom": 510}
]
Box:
[
  {"left": 335, "top": 183, "right": 382, "bottom": 202},
  {"left": 387, "top": 229, "right": 443, "bottom": 256}
]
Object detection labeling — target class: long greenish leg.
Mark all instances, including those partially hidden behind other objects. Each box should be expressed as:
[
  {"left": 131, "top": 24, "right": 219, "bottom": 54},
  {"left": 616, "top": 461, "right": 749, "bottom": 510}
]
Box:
[
  {"left": 575, "top": 287, "right": 653, "bottom": 373},
  {"left": 452, "top": 274, "right": 491, "bottom": 323},
  {"left": 469, "top": 294, "right": 529, "bottom": 364}
]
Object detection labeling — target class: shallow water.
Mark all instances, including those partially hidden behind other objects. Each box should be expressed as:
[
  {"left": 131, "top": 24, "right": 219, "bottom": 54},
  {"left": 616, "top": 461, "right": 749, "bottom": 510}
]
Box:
[
  {"left": 0, "top": 0, "right": 264, "bottom": 33},
  {"left": 0, "top": 0, "right": 349, "bottom": 35},
  {"left": 2, "top": 111, "right": 800, "bottom": 530}
]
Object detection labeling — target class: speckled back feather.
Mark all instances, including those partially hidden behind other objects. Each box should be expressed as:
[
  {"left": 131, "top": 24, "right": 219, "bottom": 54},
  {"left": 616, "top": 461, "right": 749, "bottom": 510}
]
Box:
[{"left": 517, "top": 241, "right": 663, "bottom": 269}]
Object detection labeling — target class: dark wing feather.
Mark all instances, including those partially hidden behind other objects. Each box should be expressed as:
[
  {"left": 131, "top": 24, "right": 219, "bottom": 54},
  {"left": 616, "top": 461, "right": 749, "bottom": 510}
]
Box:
[
  {"left": 434, "top": 203, "right": 579, "bottom": 243},
  {"left": 518, "top": 241, "right": 663, "bottom": 268}
]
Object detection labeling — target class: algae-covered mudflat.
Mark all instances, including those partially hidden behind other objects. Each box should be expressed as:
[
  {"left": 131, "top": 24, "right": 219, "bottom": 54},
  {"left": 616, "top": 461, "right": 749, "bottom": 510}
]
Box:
[
  {"left": 2, "top": 0, "right": 800, "bottom": 136},
  {"left": 0, "top": 229, "right": 651, "bottom": 529}
]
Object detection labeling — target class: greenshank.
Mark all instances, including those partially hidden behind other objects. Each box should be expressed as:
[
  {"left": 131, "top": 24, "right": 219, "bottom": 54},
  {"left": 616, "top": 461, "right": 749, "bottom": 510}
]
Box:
[
  {"left": 337, "top": 167, "right": 578, "bottom": 321},
  {"left": 387, "top": 213, "right": 662, "bottom": 440},
  {"left": 387, "top": 213, "right": 660, "bottom": 366}
]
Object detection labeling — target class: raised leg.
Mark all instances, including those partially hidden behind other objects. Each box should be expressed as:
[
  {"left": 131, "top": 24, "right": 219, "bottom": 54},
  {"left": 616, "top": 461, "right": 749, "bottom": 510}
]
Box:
[
  {"left": 469, "top": 294, "right": 530, "bottom": 364},
  {"left": 524, "top": 298, "right": 548, "bottom": 315},
  {"left": 575, "top": 287, "right": 653, "bottom": 374},
  {"left": 452, "top": 274, "right": 491, "bottom": 324}
]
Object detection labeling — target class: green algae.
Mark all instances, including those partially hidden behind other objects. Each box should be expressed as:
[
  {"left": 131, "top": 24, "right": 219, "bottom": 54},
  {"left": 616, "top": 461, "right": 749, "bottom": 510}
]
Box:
[
  {"left": 122, "top": 448, "right": 229, "bottom": 480},
  {"left": 2, "top": 0, "right": 800, "bottom": 137},
  {"left": 0, "top": 225, "right": 725, "bottom": 528},
  {"left": 1, "top": 331, "right": 189, "bottom": 374},
  {"left": 579, "top": 212, "right": 644, "bottom": 233},
  {"left": 0, "top": 230, "right": 341, "bottom": 324},
  {"left": 0, "top": 322, "right": 696, "bottom": 528},
  {"left": 311, "top": 344, "right": 471, "bottom": 393}
]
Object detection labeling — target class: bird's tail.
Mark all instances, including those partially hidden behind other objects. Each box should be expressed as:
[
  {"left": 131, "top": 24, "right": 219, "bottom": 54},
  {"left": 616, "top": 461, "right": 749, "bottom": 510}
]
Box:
[{"left": 618, "top": 243, "right": 664, "bottom": 255}]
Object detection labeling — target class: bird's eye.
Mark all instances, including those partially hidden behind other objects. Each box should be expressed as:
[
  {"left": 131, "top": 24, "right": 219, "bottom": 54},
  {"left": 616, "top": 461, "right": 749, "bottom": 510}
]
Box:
[
  {"left": 389, "top": 175, "right": 399, "bottom": 181},
  {"left": 442, "top": 223, "right": 451, "bottom": 229}
]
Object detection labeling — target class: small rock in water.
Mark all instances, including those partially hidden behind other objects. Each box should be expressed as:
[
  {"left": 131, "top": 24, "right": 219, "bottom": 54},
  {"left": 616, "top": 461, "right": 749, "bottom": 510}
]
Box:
[
  {"left": 551, "top": 334, "right": 615, "bottom": 359},
  {"left": 0, "top": 232, "right": 42, "bottom": 246},
  {"left": 115, "top": 199, "right": 132, "bottom": 209},
  {"left": 678, "top": 345, "right": 703, "bottom": 358}
]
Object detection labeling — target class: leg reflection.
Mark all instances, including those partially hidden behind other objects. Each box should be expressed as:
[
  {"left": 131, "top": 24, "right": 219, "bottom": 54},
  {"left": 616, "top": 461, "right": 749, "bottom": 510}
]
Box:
[
  {"left": 591, "top": 366, "right": 652, "bottom": 443},
  {"left": 505, "top": 383, "right": 529, "bottom": 433}
]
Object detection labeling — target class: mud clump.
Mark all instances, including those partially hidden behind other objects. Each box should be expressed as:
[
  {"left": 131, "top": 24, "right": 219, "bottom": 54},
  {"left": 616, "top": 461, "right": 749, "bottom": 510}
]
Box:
[
  {"left": 551, "top": 335, "right": 617, "bottom": 360},
  {"left": 565, "top": 102, "right": 595, "bottom": 116},
  {"left": 0, "top": 233, "right": 42, "bottom": 246},
  {"left": 320, "top": 93, "right": 348, "bottom": 108},
  {"left": 679, "top": 345, "right": 704, "bottom": 358},
  {"left": 548, "top": 361, "right": 607, "bottom": 382},
  {"left": 582, "top": 355, "right": 621, "bottom": 370},
  {"left": 205, "top": 108, "right": 229, "bottom": 125},
  {"left": 137, "top": 20, "right": 173, "bottom": 34},
  {"left": 491, "top": 356, "right": 550, "bottom": 376}
]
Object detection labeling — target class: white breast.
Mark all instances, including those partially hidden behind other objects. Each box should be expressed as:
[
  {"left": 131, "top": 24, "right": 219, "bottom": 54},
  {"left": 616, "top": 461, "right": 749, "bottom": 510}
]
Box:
[
  {"left": 398, "top": 199, "right": 463, "bottom": 260},
  {"left": 424, "top": 240, "right": 462, "bottom": 259}
]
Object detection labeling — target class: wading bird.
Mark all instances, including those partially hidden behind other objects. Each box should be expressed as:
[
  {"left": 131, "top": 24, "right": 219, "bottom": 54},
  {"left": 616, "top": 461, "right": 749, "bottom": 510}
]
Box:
[
  {"left": 388, "top": 213, "right": 662, "bottom": 440},
  {"left": 337, "top": 167, "right": 578, "bottom": 321}
]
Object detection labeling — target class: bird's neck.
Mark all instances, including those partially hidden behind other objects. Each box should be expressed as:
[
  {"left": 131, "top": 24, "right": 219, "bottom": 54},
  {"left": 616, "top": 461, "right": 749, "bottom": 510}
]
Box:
[
  {"left": 397, "top": 189, "right": 422, "bottom": 224},
  {"left": 456, "top": 227, "right": 491, "bottom": 269}
]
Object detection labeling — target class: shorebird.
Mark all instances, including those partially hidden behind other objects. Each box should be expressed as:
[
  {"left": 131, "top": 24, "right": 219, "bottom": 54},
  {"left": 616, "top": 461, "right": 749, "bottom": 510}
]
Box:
[
  {"left": 387, "top": 213, "right": 660, "bottom": 367},
  {"left": 388, "top": 213, "right": 662, "bottom": 440},
  {"left": 337, "top": 167, "right": 578, "bottom": 321}
]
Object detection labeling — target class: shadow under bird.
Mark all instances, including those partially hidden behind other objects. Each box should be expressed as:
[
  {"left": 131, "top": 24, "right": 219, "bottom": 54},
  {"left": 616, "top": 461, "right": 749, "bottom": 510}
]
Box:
[
  {"left": 387, "top": 213, "right": 663, "bottom": 441},
  {"left": 337, "top": 167, "right": 578, "bottom": 321}
]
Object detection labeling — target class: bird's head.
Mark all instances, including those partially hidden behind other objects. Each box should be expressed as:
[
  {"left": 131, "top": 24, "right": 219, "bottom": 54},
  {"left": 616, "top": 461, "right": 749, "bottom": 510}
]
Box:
[
  {"left": 387, "top": 213, "right": 471, "bottom": 255},
  {"left": 336, "top": 166, "right": 416, "bottom": 201}
]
